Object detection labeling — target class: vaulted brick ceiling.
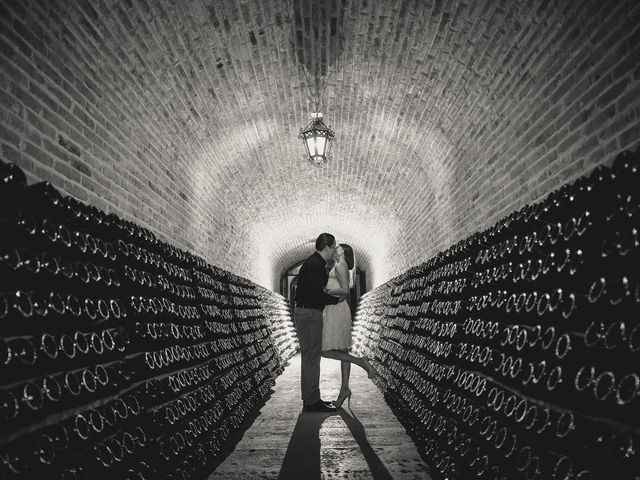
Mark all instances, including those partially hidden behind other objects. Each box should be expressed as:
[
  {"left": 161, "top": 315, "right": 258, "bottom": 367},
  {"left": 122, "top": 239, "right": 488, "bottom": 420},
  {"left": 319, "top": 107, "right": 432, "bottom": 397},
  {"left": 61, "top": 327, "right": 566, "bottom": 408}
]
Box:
[{"left": 3, "top": 0, "right": 638, "bottom": 289}]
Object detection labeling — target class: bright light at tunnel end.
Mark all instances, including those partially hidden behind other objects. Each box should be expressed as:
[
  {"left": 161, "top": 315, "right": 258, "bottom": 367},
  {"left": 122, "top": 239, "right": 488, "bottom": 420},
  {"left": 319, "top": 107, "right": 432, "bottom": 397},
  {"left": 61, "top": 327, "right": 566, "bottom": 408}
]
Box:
[{"left": 249, "top": 217, "right": 397, "bottom": 291}]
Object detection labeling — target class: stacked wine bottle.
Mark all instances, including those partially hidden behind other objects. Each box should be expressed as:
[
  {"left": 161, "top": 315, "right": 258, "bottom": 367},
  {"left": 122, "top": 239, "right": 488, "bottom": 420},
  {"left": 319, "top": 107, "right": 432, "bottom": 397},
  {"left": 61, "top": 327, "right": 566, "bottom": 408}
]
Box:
[
  {"left": 0, "top": 161, "right": 298, "bottom": 480},
  {"left": 353, "top": 150, "right": 640, "bottom": 480}
]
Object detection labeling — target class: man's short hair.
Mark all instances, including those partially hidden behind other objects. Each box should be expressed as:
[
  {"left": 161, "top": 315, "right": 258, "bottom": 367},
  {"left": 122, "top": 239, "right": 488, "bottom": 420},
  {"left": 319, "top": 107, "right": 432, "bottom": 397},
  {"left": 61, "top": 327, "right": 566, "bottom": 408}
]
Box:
[{"left": 315, "top": 233, "right": 335, "bottom": 251}]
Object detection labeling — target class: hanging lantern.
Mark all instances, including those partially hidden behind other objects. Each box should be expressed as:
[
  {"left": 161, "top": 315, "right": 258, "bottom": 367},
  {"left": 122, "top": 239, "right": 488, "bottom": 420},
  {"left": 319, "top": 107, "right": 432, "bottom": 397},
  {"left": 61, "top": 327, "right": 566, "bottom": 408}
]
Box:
[{"left": 299, "top": 113, "right": 335, "bottom": 166}]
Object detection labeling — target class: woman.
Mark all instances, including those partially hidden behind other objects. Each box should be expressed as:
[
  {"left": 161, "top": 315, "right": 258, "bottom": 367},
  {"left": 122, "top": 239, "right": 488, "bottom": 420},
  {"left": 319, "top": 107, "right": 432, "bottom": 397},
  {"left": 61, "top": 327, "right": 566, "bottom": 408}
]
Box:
[{"left": 321, "top": 243, "right": 376, "bottom": 408}]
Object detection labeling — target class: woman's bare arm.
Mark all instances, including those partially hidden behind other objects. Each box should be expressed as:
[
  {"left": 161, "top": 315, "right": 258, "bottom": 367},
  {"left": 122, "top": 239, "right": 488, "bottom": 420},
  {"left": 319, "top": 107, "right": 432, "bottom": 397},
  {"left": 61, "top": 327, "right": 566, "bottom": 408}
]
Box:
[{"left": 326, "top": 262, "right": 350, "bottom": 295}]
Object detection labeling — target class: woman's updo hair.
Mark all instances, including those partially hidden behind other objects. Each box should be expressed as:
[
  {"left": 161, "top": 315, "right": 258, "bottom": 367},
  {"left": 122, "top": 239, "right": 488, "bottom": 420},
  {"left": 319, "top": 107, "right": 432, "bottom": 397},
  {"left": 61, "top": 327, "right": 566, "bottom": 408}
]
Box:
[{"left": 340, "top": 243, "right": 355, "bottom": 270}]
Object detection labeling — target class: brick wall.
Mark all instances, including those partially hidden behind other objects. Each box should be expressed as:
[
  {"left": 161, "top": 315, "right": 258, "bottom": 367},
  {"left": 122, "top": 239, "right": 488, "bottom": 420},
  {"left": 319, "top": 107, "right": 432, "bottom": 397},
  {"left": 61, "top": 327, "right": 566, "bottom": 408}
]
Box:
[
  {"left": 0, "top": 0, "right": 639, "bottom": 290},
  {"left": 0, "top": 0, "right": 245, "bottom": 276}
]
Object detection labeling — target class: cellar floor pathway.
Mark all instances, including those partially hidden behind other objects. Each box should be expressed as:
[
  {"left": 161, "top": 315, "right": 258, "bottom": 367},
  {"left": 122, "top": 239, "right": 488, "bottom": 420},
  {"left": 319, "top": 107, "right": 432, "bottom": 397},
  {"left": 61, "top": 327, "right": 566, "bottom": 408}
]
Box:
[{"left": 210, "top": 353, "right": 433, "bottom": 479}]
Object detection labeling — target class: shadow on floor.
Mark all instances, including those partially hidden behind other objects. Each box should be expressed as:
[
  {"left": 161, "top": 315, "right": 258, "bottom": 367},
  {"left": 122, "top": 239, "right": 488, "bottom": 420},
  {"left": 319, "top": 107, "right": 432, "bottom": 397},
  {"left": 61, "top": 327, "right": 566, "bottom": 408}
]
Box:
[
  {"left": 278, "top": 410, "right": 336, "bottom": 480},
  {"left": 339, "top": 409, "right": 394, "bottom": 480},
  {"left": 278, "top": 408, "right": 393, "bottom": 480}
]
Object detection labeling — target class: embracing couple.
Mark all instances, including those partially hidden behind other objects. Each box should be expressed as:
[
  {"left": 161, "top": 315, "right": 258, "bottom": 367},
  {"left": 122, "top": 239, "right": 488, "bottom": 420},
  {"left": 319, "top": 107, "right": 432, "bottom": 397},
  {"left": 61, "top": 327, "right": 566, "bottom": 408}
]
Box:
[{"left": 294, "top": 233, "right": 376, "bottom": 412}]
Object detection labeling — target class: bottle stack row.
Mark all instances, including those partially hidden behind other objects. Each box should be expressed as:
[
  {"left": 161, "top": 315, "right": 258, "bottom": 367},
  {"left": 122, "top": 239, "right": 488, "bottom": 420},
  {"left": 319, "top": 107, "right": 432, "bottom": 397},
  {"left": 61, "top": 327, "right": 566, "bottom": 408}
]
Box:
[
  {"left": 352, "top": 150, "right": 640, "bottom": 480},
  {"left": 0, "top": 161, "right": 298, "bottom": 480}
]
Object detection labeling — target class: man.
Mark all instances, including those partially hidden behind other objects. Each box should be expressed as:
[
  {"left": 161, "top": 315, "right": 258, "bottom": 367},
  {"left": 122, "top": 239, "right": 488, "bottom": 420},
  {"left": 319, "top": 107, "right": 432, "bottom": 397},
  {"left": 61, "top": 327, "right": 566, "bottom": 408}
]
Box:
[{"left": 294, "top": 233, "right": 343, "bottom": 412}]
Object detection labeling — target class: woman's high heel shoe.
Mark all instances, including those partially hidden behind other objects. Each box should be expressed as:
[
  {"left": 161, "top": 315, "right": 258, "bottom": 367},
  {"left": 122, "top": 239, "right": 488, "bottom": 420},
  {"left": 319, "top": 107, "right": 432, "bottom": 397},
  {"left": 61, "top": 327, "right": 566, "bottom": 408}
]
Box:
[
  {"left": 361, "top": 357, "right": 377, "bottom": 379},
  {"left": 335, "top": 388, "right": 352, "bottom": 408}
]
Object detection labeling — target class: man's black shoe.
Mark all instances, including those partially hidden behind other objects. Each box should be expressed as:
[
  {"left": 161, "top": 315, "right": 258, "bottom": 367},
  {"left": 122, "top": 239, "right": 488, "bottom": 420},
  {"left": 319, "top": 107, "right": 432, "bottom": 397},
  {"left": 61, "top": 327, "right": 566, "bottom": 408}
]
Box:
[
  {"left": 321, "top": 399, "right": 334, "bottom": 407},
  {"left": 303, "top": 401, "right": 337, "bottom": 412}
]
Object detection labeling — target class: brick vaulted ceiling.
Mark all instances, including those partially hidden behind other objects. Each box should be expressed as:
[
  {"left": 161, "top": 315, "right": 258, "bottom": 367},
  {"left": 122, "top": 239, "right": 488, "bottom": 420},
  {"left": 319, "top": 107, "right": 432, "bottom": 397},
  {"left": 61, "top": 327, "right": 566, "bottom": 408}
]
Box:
[{"left": 1, "top": 1, "right": 639, "bottom": 290}]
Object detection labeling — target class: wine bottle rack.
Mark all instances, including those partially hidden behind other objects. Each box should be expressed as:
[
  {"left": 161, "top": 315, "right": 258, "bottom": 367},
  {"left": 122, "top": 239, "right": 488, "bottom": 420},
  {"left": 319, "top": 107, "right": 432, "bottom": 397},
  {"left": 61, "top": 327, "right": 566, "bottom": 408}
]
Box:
[
  {"left": 353, "top": 149, "right": 640, "bottom": 480},
  {"left": 0, "top": 161, "right": 298, "bottom": 480}
]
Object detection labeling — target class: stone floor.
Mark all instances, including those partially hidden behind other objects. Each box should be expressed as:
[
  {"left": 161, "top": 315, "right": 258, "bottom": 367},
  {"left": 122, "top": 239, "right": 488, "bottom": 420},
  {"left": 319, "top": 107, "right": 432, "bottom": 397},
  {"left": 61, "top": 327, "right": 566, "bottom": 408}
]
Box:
[{"left": 210, "top": 353, "right": 433, "bottom": 479}]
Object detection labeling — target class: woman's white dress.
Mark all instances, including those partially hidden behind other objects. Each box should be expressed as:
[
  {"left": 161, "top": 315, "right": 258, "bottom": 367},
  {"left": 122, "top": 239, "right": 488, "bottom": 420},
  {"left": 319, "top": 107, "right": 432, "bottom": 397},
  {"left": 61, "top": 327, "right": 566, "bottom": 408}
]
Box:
[{"left": 322, "top": 267, "right": 352, "bottom": 350}]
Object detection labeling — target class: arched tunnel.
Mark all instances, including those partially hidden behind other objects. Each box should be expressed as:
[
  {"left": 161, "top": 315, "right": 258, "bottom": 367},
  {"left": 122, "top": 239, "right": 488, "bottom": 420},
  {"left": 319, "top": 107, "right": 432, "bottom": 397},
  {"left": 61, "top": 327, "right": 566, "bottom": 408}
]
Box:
[{"left": 0, "top": 0, "right": 639, "bottom": 479}]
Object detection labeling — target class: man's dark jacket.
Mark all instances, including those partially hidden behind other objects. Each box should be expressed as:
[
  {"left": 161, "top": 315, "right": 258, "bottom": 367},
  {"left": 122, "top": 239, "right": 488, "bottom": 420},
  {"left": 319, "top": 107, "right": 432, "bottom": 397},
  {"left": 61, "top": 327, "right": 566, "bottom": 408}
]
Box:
[{"left": 295, "top": 252, "right": 340, "bottom": 310}]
